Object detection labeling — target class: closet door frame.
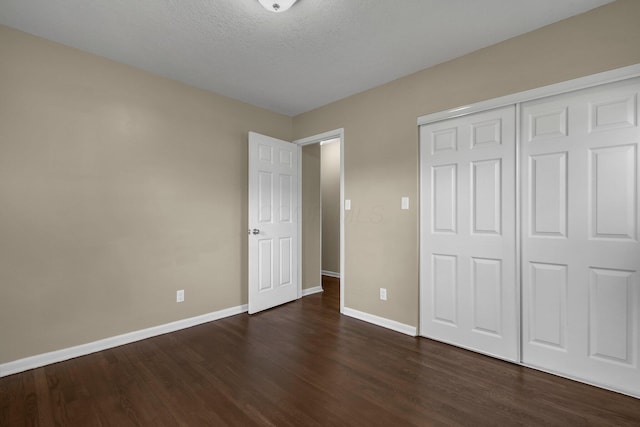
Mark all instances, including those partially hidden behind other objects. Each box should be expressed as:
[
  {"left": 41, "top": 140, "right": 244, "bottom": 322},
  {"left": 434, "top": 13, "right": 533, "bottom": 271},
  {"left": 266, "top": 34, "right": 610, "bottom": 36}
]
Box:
[{"left": 418, "top": 63, "right": 640, "bottom": 396}]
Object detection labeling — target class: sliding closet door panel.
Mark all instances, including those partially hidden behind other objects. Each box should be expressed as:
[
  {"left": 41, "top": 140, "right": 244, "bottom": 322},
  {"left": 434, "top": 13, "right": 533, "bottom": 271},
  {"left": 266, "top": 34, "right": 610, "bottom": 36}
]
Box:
[
  {"left": 420, "top": 106, "right": 518, "bottom": 362},
  {"left": 521, "top": 77, "right": 640, "bottom": 397}
]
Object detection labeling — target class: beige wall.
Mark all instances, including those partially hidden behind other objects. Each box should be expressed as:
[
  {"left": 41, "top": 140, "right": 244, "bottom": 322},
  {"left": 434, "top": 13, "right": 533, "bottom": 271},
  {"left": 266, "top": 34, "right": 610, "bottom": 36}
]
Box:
[
  {"left": 0, "top": 25, "right": 292, "bottom": 363},
  {"left": 302, "top": 144, "right": 321, "bottom": 289},
  {"left": 293, "top": 0, "right": 640, "bottom": 327},
  {"left": 321, "top": 140, "right": 340, "bottom": 274}
]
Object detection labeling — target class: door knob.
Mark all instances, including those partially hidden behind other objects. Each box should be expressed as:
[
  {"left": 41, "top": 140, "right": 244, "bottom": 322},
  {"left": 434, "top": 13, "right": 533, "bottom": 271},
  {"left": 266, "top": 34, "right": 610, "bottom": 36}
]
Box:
[{"left": 251, "top": 228, "right": 260, "bottom": 235}]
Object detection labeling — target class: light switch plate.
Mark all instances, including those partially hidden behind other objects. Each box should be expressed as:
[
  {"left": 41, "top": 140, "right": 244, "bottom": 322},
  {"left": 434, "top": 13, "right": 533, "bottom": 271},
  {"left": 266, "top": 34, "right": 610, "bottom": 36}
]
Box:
[
  {"left": 401, "top": 197, "right": 409, "bottom": 210},
  {"left": 345, "top": 199, "right": 351, "bottom": 210}
]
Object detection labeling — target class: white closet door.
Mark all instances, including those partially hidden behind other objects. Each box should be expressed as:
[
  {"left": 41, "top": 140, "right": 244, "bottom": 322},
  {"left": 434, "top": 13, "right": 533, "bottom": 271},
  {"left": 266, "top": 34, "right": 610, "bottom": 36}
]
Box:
[
  {"left": 521, "top": 78, "right": 640, "bottom": 396},
  {"left": 419, "top": 106, "right": 518, "bottom": 361}
]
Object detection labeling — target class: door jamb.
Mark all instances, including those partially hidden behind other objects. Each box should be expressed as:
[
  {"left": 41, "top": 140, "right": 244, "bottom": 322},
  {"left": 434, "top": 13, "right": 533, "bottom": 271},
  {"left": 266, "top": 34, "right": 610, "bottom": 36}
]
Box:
[{"left": 294, "top": 129, "right": 345, "bottom": 313}]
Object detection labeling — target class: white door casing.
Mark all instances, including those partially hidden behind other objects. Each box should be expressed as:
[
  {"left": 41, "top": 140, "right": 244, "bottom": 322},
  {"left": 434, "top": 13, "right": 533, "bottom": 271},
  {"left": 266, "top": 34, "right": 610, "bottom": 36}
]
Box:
[
  {"left": 419, "top": 106, "right": 519, "bottom": 362},
  {"left": 521, "top": 78, "right": 640, "bottom": 396},
  {"left": 294, "top": 128, "right": 345, "bottom": 313},
  {"left": 248, "top": 132, "right": 299, "bottom": 314}
]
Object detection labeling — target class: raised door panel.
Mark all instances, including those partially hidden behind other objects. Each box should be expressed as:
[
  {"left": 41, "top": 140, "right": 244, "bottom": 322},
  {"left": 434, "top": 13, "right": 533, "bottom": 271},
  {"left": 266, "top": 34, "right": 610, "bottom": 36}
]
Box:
[
  {"left": 431, "top": 127, "right": 458, "bottom": 154},
  {"left": 259, "top": 144, "right": 273, "bottom": 163},
  {"left": 589, "top": 92, "right": 637, "bottom": 133},
  {"left": 258, "top": 239, "right": 273, "bottom": 291},
  {"left": 279, "top": 237, "right": 292, "bottom": 287},
  {"left": 259, "top": 171, "right": 274, "bottom": 224},
  {"left": 589, "top": 145, "right": 637, "bottom": 240},
  {"left": 527, "top": 262, "right": 567, "bottom": 350},
  {"left": 471, "top": 258, "right": 502, "bottom": 337},
  {"left": 471, "top": 159, "right": 501, "bottom": 235},
  {"left": 529, "top": 152, "right": 567, "bottom": 238},
  {"left": 432, "top": 164, "right": 457, "bottom": 233},
  {"left": 589, "top": 268, "right": 637, "bottom": 366},
  {"left": 471, "top": 118, "right": 502, "bottom": 149},
  {"left": 528, "top": 107, "right": 568, "bottom": 142},
  {"left": 527, "top": 106, "right": 569, "bottom": 142},
  {"left": 279, "top": 174, "right": 293, "bottom": 223},
  {"left": 279, "top": 148, "right": 293, "bottom": 169},
  {"left": 432, "top": 254, "right": 458, "bottom": 326}
]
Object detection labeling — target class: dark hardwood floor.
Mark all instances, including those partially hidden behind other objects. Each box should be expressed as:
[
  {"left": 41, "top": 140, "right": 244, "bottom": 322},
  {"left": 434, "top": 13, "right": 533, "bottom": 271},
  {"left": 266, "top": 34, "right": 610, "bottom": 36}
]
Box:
[{"left": 2, "top": 277, "right": 640, "bottom": 426}]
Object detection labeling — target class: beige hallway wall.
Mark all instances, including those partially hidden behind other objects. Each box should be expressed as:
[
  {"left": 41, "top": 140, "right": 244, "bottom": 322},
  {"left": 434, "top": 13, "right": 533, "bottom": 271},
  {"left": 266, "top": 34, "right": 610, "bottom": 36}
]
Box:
[
  {"left": 321, "top": 140, "right": 340, "bottom": 274},
  {"left": 292, "top": 0, "right": 640, "bottom": 327},
  {"left": 0, "top": 25, "right": 292, "bottom": 364},
  {"left": 302, "top": 143, "right": 321, "bottom": 289}
]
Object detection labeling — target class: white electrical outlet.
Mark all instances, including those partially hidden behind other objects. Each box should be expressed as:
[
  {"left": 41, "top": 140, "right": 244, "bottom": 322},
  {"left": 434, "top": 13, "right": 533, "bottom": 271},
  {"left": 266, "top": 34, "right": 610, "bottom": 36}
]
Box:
[
  {"left": 380, "top": 288, "right": 387, "bottom": 301},
  {"left": 176, "top": 290, "right": 184, "bottom": 303}
]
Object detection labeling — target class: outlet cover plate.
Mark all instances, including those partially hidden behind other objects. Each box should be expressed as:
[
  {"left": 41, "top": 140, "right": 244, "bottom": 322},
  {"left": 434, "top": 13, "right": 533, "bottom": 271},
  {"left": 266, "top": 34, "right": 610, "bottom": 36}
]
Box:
[{"left": 401, "top": 197, "right": 409, "bottom": 210}]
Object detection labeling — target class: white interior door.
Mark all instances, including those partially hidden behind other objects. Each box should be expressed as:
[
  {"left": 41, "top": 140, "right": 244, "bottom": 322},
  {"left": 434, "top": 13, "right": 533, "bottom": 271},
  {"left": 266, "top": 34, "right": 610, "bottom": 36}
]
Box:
[
  {"left": 521, "top": 78, "right": 640, "bottom": 396},
  {"left": 248, "top": 132, "right": 299, "bottom": 314},
  {"left": 419, "top": 106, "right": 518, "bottom": 361}
]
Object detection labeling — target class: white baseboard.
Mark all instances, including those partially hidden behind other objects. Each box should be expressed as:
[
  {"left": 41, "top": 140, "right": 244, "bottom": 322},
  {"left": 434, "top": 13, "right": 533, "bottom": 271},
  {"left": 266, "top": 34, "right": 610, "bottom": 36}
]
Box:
[
  {"left": 302, "top": 285, "right": 323, "bottom": 296},
  {"left": 321, "top": 270, "right": 340, "bottom": 278},
  {"left": 343, "top": 307, "right": 417, "bottom": 337},
  {"left": 0, "top": 304, "right": 248, "bottom": 378}
]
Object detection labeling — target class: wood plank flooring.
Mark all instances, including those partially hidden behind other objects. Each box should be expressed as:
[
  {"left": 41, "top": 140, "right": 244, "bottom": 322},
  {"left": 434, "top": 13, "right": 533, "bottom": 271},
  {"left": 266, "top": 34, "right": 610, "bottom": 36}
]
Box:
[{"left": 2, "top": 276, "right": 640, "bottom": 426}]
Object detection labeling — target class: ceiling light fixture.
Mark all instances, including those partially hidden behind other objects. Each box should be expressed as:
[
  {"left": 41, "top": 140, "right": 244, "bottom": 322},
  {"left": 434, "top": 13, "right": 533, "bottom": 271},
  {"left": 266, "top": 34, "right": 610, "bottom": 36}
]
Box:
[{"left": 258, "top": 0, "right": 297, "bottom": 13}]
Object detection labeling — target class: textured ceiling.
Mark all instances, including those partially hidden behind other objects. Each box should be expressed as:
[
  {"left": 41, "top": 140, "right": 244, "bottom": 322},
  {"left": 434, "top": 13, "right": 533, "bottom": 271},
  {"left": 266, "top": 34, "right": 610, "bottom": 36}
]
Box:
[{"left": 0, "top": 0, "right": 614, "bottom": 116}]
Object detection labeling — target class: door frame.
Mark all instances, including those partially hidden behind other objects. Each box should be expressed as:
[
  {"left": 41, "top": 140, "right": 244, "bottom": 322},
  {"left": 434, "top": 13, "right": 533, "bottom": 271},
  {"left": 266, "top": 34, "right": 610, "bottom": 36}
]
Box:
[{"left": 294, "top": 129, "right": 345, "bottom": 313}]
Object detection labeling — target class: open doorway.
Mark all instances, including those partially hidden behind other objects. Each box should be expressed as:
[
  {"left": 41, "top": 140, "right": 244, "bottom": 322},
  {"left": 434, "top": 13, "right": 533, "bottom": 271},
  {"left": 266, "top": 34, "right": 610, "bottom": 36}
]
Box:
[
  {"left": 296, "top": 129, "right": 344, "bottom": 313},
  {"left": 319, "top": 139, "right": 340, "bottom": 309}
]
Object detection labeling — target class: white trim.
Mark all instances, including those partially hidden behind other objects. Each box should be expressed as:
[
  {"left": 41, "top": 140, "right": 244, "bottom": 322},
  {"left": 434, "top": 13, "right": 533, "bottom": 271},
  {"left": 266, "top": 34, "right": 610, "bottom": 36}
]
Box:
[
  {"left": 418, "top": 125, "right": 427, "bottom": 336},
  {"left": 296, "top": 144, "right": 303, "bottom": 299},
  {"left": 319, "top": 143, "right": 323, "bottom": 300},
  {"left": 417, "top": 64, "right": 640, "bottom": 125},
  {"left": 514, "top": 102, "right": 523, "bottom": 363},
  {"left": 301, "top": 286, "right": 323, "bottom": 297},
  {"left": 343, "top": 307, "right": 417, "bottom": 337},
  {"left": 321, "top": 270, "right": 341, "bottom": 278},
  {"left": 0, "top": 304, "right": 248, "bottom": 378},
  {"left": 339, "top": 133, "right": 345, "bottom": 314},
  {"left": 294, "top": 128, "right": 345, "bottom": 314},
  {"left": 295, "top": 129, "right": 343, "bottom": 146}
]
